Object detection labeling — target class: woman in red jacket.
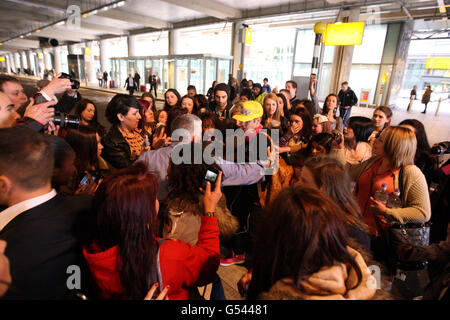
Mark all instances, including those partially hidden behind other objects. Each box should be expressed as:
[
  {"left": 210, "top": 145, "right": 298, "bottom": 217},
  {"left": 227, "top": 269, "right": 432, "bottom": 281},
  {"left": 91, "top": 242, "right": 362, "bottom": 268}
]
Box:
[{"left": 83, "top": 162, "right": 222, "bottom": 300}]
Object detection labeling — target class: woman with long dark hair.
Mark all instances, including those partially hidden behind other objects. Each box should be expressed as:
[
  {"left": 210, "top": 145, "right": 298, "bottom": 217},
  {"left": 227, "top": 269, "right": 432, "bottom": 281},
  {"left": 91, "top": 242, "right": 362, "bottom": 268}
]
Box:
[
  {"left": 74, "top": 99, "right": 106, "bottom": 137},
  {"left": 138, "top": 99, "right": 157, "bottom": 150},
  {"left": 279, "top": 107, "right": 312, "bottom": 167},
  {"left": 247, "top": 184, "right": 376, "bottom": 300},
  {"left": 322, "top": 93, "right": 343, "bottom": 133},
  {"left": 343, "top": 116, "right": 374, "bottom": 165},
  {"left": 83, "top": 162, "right": 223, "bottom": 300},
  {"left": 64, "top": 127, "right": 104, "bottom": 182},
  {"left": 164, "top": 89, "right": 181, "bottom": 111},
  {"left": 300, "top": 156, "right": 370, "bottom": 249},
  {"left": 399, "top": 119, "right": 434, "bottom": 183}
]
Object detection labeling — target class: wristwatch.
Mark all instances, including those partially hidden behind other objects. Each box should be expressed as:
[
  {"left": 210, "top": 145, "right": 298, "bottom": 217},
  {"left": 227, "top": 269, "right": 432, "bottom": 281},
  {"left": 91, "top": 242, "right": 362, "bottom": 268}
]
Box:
[{"left": 203, "top": 212, "right": 216, "bottom": 217}]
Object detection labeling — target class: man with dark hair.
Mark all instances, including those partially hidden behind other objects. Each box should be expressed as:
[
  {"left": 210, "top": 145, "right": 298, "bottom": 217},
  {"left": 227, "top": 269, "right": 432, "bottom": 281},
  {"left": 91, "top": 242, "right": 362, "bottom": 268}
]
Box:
[
  {"left": 209, "top": 83, "right": 233, "bottom": 120},
  {"left": 286, "top": 80, "right": 300, "bottom": 108},
  {"left": 338, "top": 81, "right": 358, "bottom": 126},
  {"left": 0, "top": 92, "right": 20, "bottom": 128},
  {"left": 0, "top": 127, "right": 91, "bottom": 299},
  {"left": 262, "top": 78, "right": 271, "bottom": 93}
]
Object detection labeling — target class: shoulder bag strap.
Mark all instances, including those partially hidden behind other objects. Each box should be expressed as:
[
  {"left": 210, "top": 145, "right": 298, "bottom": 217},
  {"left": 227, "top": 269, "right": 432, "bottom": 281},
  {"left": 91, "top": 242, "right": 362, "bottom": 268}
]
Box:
[{"left": 156, "top": 239, "right": 169, "bottom": 289}]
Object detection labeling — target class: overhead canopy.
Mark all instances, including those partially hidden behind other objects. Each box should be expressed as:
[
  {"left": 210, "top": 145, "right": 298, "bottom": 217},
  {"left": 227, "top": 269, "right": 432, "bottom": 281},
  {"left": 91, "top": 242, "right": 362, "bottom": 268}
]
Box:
[{"left": 0, "top": 0, "right": 448, "bottom": 54}]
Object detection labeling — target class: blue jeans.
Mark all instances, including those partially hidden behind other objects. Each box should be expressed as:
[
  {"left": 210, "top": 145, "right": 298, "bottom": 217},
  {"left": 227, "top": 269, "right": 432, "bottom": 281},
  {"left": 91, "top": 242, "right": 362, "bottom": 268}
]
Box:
[
  {"left": 340, "top": 107, "right": 352, "bottom": 127},
  {"left": 210, "top": 274, "right": 226, "bottom": 300}
]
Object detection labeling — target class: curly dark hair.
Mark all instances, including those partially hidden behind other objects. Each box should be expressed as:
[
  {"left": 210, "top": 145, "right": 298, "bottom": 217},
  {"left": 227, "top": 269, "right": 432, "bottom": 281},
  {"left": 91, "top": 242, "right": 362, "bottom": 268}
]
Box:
[{"left": 168, "top": 142, "right": 221, "bottom": 203}]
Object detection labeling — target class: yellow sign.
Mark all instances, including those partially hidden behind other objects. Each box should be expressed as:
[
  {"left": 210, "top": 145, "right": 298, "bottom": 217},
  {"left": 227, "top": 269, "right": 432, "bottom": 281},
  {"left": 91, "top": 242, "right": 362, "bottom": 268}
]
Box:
[
  {"left": 381, "top": 72, "right": 387, "bottom": 84},
  {"left": 0, "top": 57, "right": 5, "bottom": 62},
  {"left": 426, "top": 58, "right": 450, "bottom": 69},
  {"left": 37, "top": 52, "right": 43, "bottom": 58},
  {"left": 324, "top": 22, "right": 365, "bottom": 46},
  {"left": 84, "top": 47, "right": 91, "bottom": 56},
  {"left": 245, "top": 29, "right": 252, "bottom": 45},
  {"left": 239, "top": 64, "right": 244, "bottom": 69}
]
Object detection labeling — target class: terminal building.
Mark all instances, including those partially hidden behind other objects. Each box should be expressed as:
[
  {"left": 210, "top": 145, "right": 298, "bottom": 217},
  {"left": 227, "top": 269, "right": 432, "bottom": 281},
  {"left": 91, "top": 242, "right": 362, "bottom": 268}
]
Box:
[{"left": 0, "top": 0, "right": 449, "bottom": 108}]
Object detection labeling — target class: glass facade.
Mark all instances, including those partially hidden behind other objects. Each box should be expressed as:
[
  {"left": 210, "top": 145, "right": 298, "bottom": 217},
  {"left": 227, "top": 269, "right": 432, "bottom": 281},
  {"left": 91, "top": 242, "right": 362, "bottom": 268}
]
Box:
[
  {"left": 110, "top": 55, "right": 231, "bottom": 95},
  {"left": 349, "top": 24, "right": 388, "bottom": 105},
  {"left": 292, "top": 28, "right": 335, "bottom": 100},
  {"left": 245, "top": 27, "right": 296, "bottom": 91}
]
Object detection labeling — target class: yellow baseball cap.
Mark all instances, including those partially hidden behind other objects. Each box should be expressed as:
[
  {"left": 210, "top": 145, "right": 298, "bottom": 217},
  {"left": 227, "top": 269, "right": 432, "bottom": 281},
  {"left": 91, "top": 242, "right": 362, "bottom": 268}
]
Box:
[{"left": 232, "top": 100, "right": 263, "bottom": 122}]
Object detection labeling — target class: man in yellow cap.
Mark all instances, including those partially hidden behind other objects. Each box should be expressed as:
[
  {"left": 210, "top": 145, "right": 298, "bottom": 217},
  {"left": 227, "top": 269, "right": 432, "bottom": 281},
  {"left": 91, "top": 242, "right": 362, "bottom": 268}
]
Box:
[
  {"left": 221, "top": 100, "right": 270, "bottom": 267},
  {"left": 232, "top": 100, "right": 264, "bottom": 140}
]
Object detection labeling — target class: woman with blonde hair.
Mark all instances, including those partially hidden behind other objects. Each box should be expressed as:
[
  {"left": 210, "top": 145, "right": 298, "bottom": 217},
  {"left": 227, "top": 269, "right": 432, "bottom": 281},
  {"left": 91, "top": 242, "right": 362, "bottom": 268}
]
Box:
[
  {"left": 261, "top": 93, "right": 288, "bottom": 133},
  {"left": 349, "top": 126, "right": 431, "bottom": 258}
]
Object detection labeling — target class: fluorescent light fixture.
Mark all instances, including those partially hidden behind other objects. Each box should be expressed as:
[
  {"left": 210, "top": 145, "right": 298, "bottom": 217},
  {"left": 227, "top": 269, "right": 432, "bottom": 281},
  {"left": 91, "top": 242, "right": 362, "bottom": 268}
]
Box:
[{"left": 56, "top": 21, "right": 65, "bottom": 26}]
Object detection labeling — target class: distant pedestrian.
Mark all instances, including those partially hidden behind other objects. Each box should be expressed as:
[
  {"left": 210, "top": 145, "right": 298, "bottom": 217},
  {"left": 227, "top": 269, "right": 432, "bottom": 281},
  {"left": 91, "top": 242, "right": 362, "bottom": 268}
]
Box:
[
  {"left": 421, "top": 85, "right": 432, "bottom": 114},
  {"left": 338, "top": 81, "right": 358, "bottom": 127},
  {"left": 407, "top": 85, "right": 417, "bottom": 112},
  {"left": 134, "top": 71, "right": 141, "bottom": 92},
  {"left": 262, "top": 78, "right": 271, "bottom": 93},
  {"left": 97, "top": 69, "right": 103, "bottom": 87},
  {"left": 103, "top": 71, "right": 108, "bottom": 88},
  {"left": 125, "top": 74, "right": 135, "bottom": 95},
  {"left": 150, "top": 74, "right": 158, "bottom": 97}
]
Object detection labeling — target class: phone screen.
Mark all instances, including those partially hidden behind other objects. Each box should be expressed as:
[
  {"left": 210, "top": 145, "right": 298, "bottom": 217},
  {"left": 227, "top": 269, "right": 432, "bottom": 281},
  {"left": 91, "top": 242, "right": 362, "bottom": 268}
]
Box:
[{"left": 205, "top": 170, "right": 218, "bottom": 183}]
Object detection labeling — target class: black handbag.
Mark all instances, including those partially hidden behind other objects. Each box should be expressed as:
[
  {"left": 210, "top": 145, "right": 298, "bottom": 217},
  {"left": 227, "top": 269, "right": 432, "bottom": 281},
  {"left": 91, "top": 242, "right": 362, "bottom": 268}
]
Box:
[
  {"left": 387, "top": 167, "right": 431, "bottom": 258},
  {"left": 388, "top": 167, "right": 431, "bottom": 299}
]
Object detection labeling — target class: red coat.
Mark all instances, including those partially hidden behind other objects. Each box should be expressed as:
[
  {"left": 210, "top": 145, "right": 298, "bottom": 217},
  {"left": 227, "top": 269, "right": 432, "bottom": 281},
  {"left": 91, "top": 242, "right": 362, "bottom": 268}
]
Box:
[{"left": 83, "top": 216, "right": 220, "bottom": 300}]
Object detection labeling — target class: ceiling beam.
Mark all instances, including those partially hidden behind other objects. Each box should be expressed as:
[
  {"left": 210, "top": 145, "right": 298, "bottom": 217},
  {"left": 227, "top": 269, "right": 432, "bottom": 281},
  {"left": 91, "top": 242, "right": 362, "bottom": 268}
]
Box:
[
  {"left": 80, "top": 22, "right": 129, "bottom": 36},
  {"left": 3, "top": 39, "right": 40, "bottom": 49},
  {"left": 97, "top": 9, "right": 172, "bottom": 29},
  {"left": 33, "top": 29, "right": 93, "bottom": 43},
  {"left": 159, "top": 0, "right": 242, "bottom": 19}
]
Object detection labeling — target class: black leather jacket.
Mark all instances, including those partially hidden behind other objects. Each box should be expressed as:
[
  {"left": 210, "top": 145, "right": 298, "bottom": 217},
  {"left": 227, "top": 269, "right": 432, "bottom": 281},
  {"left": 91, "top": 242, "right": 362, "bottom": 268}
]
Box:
[{"left": 101, "top": 125, "right": 134, "bottom": 169}]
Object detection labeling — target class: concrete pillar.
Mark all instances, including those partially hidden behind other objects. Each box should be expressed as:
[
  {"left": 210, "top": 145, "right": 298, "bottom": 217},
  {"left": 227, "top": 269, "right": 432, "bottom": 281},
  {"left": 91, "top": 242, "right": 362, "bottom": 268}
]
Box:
[
  {"left": 328, "top": 8, "right": 360, "bottom": 94},
  {"left": 43, "top": 50, "right": 52, "bottom": 73},
  {"left": 10, "top": 54, "right": 16, "bottom": 73},
  {"left": 5, "top": 55, "right": 11, "bottom": 74},
  {"left": 128, "top": 35, "right": 137, "bottom": 57},
  {"left": 7, "top": 54, "right": 13, "bottom": 73},
  {"left": 20, "top": 52, "right": 27, "bottom": 71},
  {"left": 85, "top": 41, "right": 97, "bottom": 84},
  {"left": 99, "top": 39, "right": 109, "bottom": 73},
  {"left": 53, "top": 46, "right": 62, "bottom": 75},
  {"left": 26, "top": 51, "right": 33, "bottom": 74},
  {"left": 386, "top": 21, "right": 414, "bottom": 107},
  {"left": 68, "top": 44, "right": 77, "bottom": 55},
  {"left": 230, "top": 22, "right": 248, "bottom": 82},
  {"left": 168, "top": 29, "right": 180, "bottom": 55},
  {"left": 14, "top": 52, "right": 21, "bottom": 72}
]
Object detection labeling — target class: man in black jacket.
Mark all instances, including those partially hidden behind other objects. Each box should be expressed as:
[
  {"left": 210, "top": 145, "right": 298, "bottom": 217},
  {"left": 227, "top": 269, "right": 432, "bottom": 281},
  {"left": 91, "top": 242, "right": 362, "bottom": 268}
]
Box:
[
  {"left": 0, "top": 127, "right": 92, "bottom": 299},
  {"left": 338, "top": 81, "right": 358, "bottom": 127}
]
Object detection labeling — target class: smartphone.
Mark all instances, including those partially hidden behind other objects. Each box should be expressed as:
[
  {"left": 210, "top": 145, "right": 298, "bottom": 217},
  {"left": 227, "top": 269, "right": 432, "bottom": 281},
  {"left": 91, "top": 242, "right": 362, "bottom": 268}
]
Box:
[
  {"left": 80, "top": 174, "right": 98, "bottom": 189},
  {"left": 202, "top": 168, "right": 219, "bottom": 190}
]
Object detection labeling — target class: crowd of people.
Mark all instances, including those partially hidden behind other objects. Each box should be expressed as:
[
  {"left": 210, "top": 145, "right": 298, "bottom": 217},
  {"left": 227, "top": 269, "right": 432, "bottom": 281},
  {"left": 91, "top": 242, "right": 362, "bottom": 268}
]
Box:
[{"left": 0, "top": 72, "right": 448, "bottom": 301}]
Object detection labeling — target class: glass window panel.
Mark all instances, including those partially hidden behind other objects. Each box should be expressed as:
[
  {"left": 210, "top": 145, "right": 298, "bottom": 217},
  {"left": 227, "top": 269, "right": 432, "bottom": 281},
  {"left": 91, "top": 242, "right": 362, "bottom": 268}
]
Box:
[
  {"left": 246, "top": 27, "right": 295, "bottom": 90},
  {"left": 205, "top": 59, "right": 217, "bottom": 92},
  {"left": 349, "top": 64, "right": 381, "bottom": 104},
  {"left": 176, "top": 59, "right": 189, "bottom": 94},
  {"left": 189, "top": 59, "right": 204, "bottom": 94},
  {"left": 294, "top": 29, "right": 315, "bottom": 63},
  {"left": 217, "top": 59, "right": 230, "bottom": 83},
  {"left": 293, "top": 63, "right": 310, "bottom": 77},
  {"left": 352, "top": 24, "right": 388, "bottom": 64}
]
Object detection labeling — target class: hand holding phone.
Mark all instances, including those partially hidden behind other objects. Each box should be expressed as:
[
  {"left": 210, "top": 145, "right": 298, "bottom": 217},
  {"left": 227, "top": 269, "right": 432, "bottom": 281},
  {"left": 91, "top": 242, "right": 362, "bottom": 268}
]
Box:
[{"left": 202, "top": 168, "right": 219, "bottom": 190}]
